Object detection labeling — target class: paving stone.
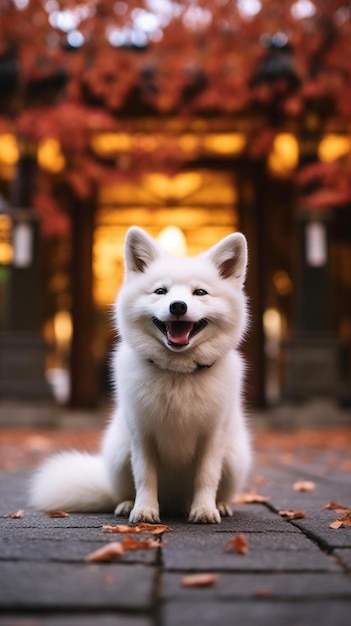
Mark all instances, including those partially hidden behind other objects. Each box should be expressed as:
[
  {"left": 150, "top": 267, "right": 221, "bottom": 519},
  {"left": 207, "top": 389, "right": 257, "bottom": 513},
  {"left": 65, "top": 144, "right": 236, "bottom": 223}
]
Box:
[
  {"left": 164, "top": 530, "right": 318, "bottom": 552},
  {"left": 0, "top": 513, "right": 125, "bottom": 529},
  {"left": 162, "top": 600, "right": 351, "bottom": 626},
  {"left": 1, "top": 527, "right": 115, "bottom": 541},
  {"left": 162, "top": 572, "right": 351, "bottom": 600},
  {"left": 162, "top": 531, "right": 339, "bottom": 572},
  {"left": 0, "top": 617, "right": 151, "bottom": 626},
  {"left": 0, "top": 537, "right": 158, "bottom": 564},
  {"left": 291, "top": 517, "right": 351, "bottom": 549},
  {"left": 0, "top": 562, "right": 155, "bottom": 610},
  {"left": 1, "top": 434, "right": 350, "bottom": 626},
  {"left": 257, "top": 482, "right": 351, "bottom": 516},
  {"left": 167, "top": 508, "right": 301, "bottom": 534}
]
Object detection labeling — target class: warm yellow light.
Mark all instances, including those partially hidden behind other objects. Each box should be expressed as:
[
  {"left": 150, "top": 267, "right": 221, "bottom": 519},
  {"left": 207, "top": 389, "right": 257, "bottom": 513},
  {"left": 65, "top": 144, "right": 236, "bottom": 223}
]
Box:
[
  {"left": 204, "top": 133, "right": 246, "bottom": 155},
  {"left": 91, "top": 133, "right": 132, "bottom": 155},
  {"left": 0, "top": 214, "right": 13, "bottom": 264},
  {"left": 53, "top": 310, "right": 72, "bottom": 348},
  {"left": 318, "top": 134, "right": 351, "bottom": 162},
  {"left": 144, "top": 172, "right": 202, "bottom": 201},
  {"left": 38, "top": 138, "right": 65, "bottom": 173},
  {"left": 268, "top": 133, "right": 299, "bottom": 175},
  {"left": 0, "top": 134, "right": 19, "bottom": 165},
  {"left": 157, "top": 226, "right": 187, "bottom": 256},
  {"left": 263, "top": 308, "right": 282, "bottom": 341},
  {"left": 178, "top": 134, "right": 200, "bottom": 154}
]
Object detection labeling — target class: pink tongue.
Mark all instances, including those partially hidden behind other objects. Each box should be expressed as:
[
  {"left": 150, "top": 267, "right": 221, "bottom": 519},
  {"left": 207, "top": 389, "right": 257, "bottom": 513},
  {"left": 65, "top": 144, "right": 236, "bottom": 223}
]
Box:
[{"left": 167, "top": 322, "right": 194, "bottom": 345}]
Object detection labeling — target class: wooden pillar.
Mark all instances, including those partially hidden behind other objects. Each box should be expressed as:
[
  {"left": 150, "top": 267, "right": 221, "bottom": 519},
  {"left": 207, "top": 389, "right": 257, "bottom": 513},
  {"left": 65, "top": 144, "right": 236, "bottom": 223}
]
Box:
[
  {"left": 238, "top": 160, "right": 267, "bottom": 409},
  {"left": 0, "top": 140, "right": 51, "bottom": 399},
  {"left": 284, "top": 116, "right": 341, "bottom": 400},
  {"left": 69, "top": 193, "right": 97, "bottom": 408}
]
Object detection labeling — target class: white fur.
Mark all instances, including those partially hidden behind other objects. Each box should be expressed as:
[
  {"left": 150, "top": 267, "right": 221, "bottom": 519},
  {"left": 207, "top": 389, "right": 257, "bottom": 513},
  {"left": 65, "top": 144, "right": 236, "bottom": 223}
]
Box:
[{"left": 29, "top": 227, "right": 252, "bottom": 523}]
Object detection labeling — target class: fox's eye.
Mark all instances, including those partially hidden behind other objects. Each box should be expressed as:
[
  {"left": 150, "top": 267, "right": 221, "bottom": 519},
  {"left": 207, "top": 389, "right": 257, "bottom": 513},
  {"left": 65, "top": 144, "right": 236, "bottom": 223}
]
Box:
[
  {"left": 154, "top": 287, "right": 167, "bottom": 295},
  {"left": 193, "top": 289, "right": 208, "bottom": 296}
]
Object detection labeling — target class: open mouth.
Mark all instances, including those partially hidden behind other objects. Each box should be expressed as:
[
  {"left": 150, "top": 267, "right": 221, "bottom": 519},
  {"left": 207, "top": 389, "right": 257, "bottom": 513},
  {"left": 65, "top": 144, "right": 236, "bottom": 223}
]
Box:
[{"left": 152, "top": 318, "right": 208, "bottom": 347}]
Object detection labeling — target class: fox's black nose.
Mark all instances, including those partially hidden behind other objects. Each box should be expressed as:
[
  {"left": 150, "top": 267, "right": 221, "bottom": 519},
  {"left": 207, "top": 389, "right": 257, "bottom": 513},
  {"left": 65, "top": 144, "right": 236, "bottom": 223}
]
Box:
[{"left": 170, "top": 300, "right": 187, "bottom": 316}]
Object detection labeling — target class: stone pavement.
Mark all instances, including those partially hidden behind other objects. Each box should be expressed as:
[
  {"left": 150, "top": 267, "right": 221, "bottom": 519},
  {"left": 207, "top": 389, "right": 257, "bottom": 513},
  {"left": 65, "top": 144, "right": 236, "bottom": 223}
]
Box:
[{"left": 0, "top": 419, "right": 350, "bottom": 625}]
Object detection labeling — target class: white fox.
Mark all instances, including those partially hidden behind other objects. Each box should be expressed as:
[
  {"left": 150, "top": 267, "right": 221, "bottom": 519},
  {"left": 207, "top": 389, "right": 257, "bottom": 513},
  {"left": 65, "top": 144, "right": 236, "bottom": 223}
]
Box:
[{"left": 30, "top": 227, "right": 251, "bottom": 523}]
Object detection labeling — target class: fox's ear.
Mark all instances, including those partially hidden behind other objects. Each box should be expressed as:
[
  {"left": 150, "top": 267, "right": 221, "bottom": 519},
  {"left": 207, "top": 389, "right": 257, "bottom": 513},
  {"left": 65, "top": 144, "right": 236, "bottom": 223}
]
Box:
[
  {"left": 124, "top": 227, "right": 162, "bottom": 273},
  {"left": 207, "top": 232, "right": 248, "bottom": 285}
]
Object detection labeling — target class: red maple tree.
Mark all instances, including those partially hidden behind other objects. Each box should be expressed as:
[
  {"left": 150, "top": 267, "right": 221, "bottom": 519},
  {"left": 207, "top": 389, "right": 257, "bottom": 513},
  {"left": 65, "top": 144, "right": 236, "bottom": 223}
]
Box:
[{"left": 1, "top": 0, "right": 350, "bottom": 233}]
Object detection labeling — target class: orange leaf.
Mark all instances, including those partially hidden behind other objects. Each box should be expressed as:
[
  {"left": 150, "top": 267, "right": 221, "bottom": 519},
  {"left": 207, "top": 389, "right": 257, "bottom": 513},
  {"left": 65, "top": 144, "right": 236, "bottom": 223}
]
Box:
[
  {"left": 181, "top": 573, "right": 219, "bottom": 588},
  {"left": 321, "top": 501, "right": 350, "bottom": 513},
  {"left": 103, "top": 524, "right": 138, "bottom": 534},
  {"left": 134, "top": 522, "right": 173, "bottom": 535},
  {"left": 102, "top": 522, "right": 172, "bottom": 535},
  {"left": 329, "top": 511, "right": 351, "bottom": 530},
  {"left": 279, "top": 509, "right": 306, "bottom": 519},
  {"left": 329, "top": 519, "right": 344, "bottom": 530},
  {"left": 122, "top": 535, "right": 162, "bottom": 550},
  {"left": 85, "top": 542, "right": 124, "bottom": 562},
  {"left": 293, "top": 480, "right": 316, "bottom": 492},
  {"left": 9, "top": 510, "right": 24, "bottom": 519},
  {"left": 234, "top": 493, "right": 270, "bottom": 504},
  {"left": 224, "top": 533, "right": 249, "bottom": 555},
  {"left": 46, "top": 511, "right": 69, "bottom": 518}
]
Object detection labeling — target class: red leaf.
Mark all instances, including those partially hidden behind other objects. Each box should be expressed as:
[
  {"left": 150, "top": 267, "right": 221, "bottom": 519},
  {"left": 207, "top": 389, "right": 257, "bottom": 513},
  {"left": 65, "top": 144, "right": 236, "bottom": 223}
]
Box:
[
  {"left": 293, "top": 480, "right": 316, "bottom": 492},
  {"left": 224, "top": 533, "right": 249, "bottom": 555},
  {"left": 181, "top": 573, "right": 219, "bottom": 588},
  {"left": 279, "top": 509, "right": 306, "bottom": 520},
  {"left": 85, "top": 542, "right": 124, "bottom": 562}
]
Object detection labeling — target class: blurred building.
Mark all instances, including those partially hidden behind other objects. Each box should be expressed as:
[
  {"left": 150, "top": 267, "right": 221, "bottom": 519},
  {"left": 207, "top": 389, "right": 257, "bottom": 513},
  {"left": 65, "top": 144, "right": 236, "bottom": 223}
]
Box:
[
  {"left": 0, "top": 1, "right": 351, "bottom": 410},
  {"left": 0, "top": 120, "right": 350, "bottom": 410}
]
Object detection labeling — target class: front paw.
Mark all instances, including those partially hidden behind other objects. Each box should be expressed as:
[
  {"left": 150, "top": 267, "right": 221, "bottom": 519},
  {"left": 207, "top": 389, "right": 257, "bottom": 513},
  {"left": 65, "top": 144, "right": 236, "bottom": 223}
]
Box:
[
  {"left": 188, "top": 505, "right": 221, "bottom": 524},
  {"left": 114, "top": 500, "right": 134, "bottom": 517},
  {"left": 129, "top": 505, "right": 160, "bottom": 524},
  {"left": 217, "top": 502, "right": 233, "bottom": 517}
]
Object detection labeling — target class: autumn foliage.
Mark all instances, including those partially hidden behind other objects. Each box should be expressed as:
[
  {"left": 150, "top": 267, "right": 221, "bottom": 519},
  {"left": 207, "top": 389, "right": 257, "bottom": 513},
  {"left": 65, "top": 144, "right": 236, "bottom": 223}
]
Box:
[{"left": 1, "top": 1, "right": 351, "bottom": 231}]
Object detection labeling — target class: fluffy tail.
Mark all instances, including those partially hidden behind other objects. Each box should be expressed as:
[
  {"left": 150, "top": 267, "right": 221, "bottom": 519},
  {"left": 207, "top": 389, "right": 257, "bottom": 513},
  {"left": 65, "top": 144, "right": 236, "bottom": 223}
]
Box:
[{"left": 29, "top": 451, "right": 115, "bottom": 513}]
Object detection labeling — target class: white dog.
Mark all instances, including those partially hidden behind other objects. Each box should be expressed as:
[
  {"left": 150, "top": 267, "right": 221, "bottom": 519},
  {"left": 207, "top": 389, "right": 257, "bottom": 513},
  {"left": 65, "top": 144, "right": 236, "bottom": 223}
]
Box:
[{"left": 30, "top": 227, "right": 251, "bottom": 523}]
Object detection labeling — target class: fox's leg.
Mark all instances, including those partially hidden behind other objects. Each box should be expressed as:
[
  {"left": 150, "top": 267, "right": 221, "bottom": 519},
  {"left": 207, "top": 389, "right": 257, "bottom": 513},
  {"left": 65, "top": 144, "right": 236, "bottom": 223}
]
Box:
[
  {"left": 188, "top": 435, "right": 224, "bottom": 524},
  {"left": 128, "top": 437, "right": 160, "bottom": 524},
  {"left": 217, "top": 430, "right": 252, "bottom": 516}
]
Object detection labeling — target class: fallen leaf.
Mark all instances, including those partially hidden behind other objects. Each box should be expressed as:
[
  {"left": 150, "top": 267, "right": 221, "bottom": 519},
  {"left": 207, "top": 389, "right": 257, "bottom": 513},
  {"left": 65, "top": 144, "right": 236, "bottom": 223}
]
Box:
[
  {"left": 85, "top": 542, "right": 124, "bottom": 561},
  {"left": 46, "top": 511, "right": 69, "bottom": 518},
  {"left": 102, "top": 522, "right": 172, "bottom": 535},
  {"left": 122, "top": 535, "right": 162, "bottom": 550},
  {"left": 224, "top": 533, "right": 249, "bottom": 554},
  {"left": 103, "top": 524, "right": 137, "bottom": 534},
  {"left": 293, "top": 480, "right": 316, "bottom": 492},
  {"left": 9, "top": 509, "right": 24, "bottom": 519},
  {"left": 329, "top": 511, "right": 351, "bottom": 529},
  {"left": 329, "top": 519, "right": 344, "bottom": 530},
  {"left": 181, "top": 573, "right": 219, "bottom": 588},
  {"left": 134, "top": 522, "right": 173, "bottom": 534},
  {"left": 321, "top": 501, "right": 350, "bottom": 513},
  {"left": 234, "top": 492, "right": 270, "bottom": 504},
  {"left": 279, "top": 509, "right": 306, "bottom": 519}
]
